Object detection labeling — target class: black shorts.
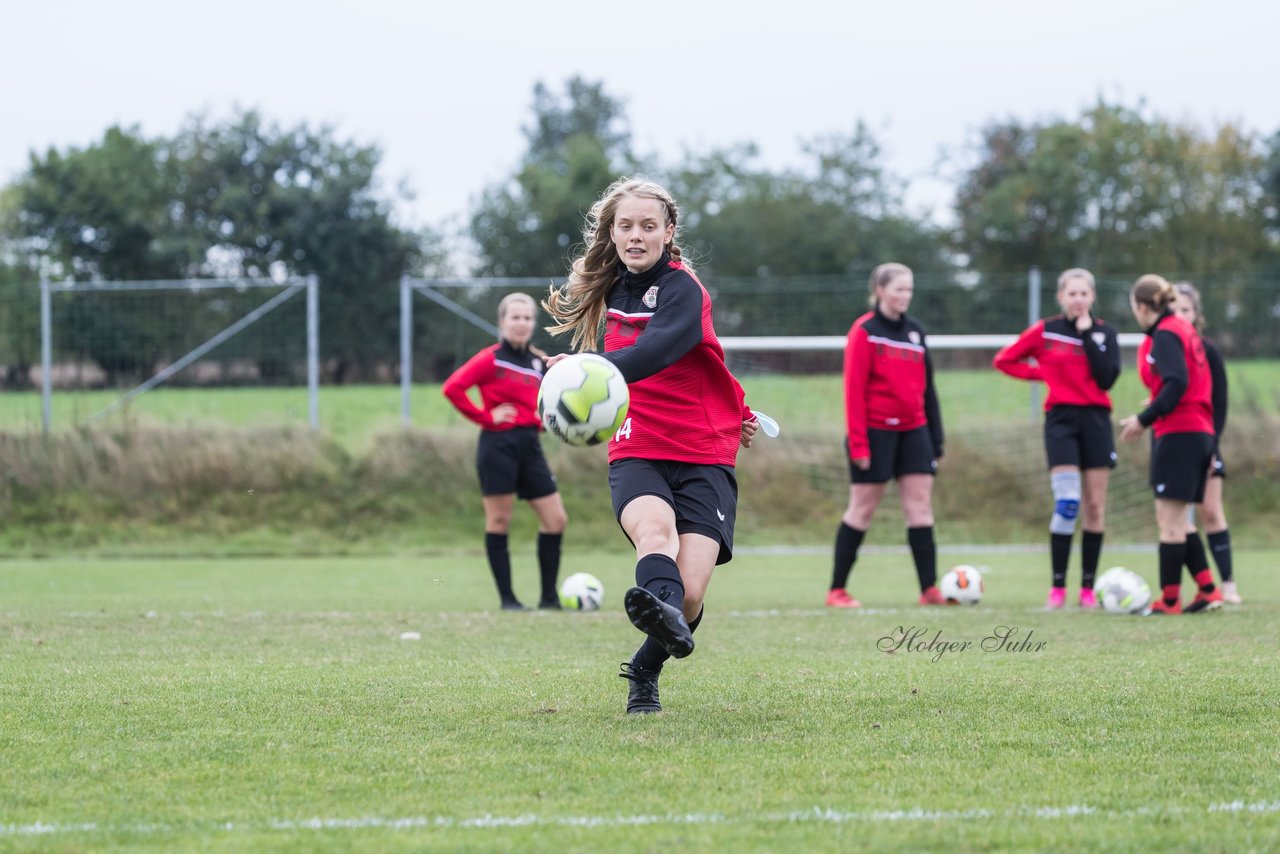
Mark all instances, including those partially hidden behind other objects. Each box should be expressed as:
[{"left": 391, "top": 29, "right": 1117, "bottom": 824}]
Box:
[
  {"left": 476, "top": 428, "right": 558, "bottom": 499},
  {"left": 1149, "top": 432, "right": 1214, "bottom": 503},
  {"left": 608, "top": 458, "right": 738, "bottom": 565},
  {"left": 847, "top": 427, "right": 937, "bottom": 485},
  {"left": 1043, "top": 405, "right": 1117, "bottom": 470}
]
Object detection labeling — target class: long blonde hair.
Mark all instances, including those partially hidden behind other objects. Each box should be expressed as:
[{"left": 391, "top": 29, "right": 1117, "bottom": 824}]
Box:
[{"left": 543, "top": 177, "right": 688, "bottom": 351}]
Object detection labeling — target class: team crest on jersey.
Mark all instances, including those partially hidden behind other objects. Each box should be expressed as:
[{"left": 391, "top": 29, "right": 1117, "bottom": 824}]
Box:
[
  {"left": 908, "top": 330, "right": 921, "bottom": 345},
  {"left": 642, "top": 285, "right": 659, "bottom": 309},
  {"left": 532, "top": 358, "right": 543, "bottom": 373},
  {"left": 1091, "top": 332, "right": 1106, "bottom": 348}
]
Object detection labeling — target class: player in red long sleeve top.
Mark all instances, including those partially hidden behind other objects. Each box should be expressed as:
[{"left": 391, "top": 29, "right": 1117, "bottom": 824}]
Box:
[
  {"left": 1172, "top": 282, "right": 1239, "bottom": 604},
  {"left": 828, "top": 263, "right": 946, "bottom": 610},
  {"left": 442, "top": 293, "right": 568, "bottom": 611},
  {"left": 543, "top": 177, "right": 760, "bottom": 715},
  {"left": 992, "top": 268, "right": 1120, "bottom": 610},
  {"left": 1118, "top": 275, "right": 1221, "bottom": 614}
]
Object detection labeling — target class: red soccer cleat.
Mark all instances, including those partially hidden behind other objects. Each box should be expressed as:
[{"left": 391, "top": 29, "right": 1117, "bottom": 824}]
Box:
[
  {"left": 826, "top": 588, "right": 862, "bottom": 609},
  {"left": 1146, "top": 598, "right": 1183, "bottom": 615},
  {"left": 1184, "top": 588, "right": 1224, "bottom": 614},
  {"left": 919, "top": 586, "right": 946, "bottom": 606}
]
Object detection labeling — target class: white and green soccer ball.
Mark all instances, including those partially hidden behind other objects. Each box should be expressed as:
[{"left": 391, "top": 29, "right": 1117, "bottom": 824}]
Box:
[
  {"left": 537, "top": 353, "right": 629, "bottom": 447},
  {"left": 558, "top": 572, "right": 604, "bottom": 611},
  {"left": 1094, "top": 567, "right": 1152, "bottom": 615}
]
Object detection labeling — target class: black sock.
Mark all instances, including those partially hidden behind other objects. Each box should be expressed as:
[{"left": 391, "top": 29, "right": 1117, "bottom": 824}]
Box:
[
  {"left": 537, "top": 532, "right": 563, "bottom": 604},
  {"left": 1184, "top": 532, "right": 1211, "bottom": 586},
  {"left": 831, "top": 523, "right": 866, "bottom": 590},
  {"left": 1158, "top": 541, "right": 1186, "bottom": 604},
  {"left": 907, "top": 526, "right": 937, "bottom": 592},
  {"left": 485, "top": 532, "right": 517, "bottom": 604},
  {"left": 633, "top": 607, "right": 703, "bottom": 673},
  {"left": 1050, "top": 532, "right": 1072, "bottom": 588},
  {"left": 1208, "top": 530, "right": 1234, "bottom": 582},
  {"left": 635, "top": 553, "right": 684, "bottom": 611},
  {"left": 1081, "top": 530, "right": 1103, "bottom": 590}
]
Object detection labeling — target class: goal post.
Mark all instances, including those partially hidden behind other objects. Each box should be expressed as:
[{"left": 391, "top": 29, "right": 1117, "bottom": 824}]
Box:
[{"left": 39, "top": 275, "right": 320, "bottom": 434}]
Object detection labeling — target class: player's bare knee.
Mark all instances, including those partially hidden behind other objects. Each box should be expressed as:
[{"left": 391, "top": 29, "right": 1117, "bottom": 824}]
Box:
[{"left": 632, "top": 522, "right": 678, "bottom": 555}]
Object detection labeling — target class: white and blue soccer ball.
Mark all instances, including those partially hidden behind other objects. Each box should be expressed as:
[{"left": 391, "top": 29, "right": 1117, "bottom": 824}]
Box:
[
  {"left": 940, "top": 565, "right": 984, "bottom": 604},
  {"left": 537, "top": 353, "right": 629, "bottom": 447},
  {"left": 1094, "top": 567, "right": 1152, "bottom": 615},
  {"left": 558, "top": 572, "right": 604, "bottom": 611}
]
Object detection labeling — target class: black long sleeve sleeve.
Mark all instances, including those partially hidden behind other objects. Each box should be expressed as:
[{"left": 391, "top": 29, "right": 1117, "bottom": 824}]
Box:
[
  {"left": 602, "top": 279, "right": 702, "bottom": 384},
  {"left": 924, "top": 349, "right": 944, "bottom": 458},
  {"left": 1205, "top": 340, "right": 1228, "bottom": 437},
  {"left": 1081, "top": 321, "right": 1121, "bottom": 391}
]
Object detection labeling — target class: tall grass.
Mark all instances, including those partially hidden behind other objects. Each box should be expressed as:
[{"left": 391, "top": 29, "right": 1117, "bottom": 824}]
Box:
[{"left": 0, "top": 363, "right": 1275, "bottom": 555}]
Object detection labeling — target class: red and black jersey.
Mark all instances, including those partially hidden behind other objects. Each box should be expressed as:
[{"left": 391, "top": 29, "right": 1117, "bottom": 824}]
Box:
[
  {"left": 1136, "top": 312, "right": 1213, "bottom": 437},
  {"left": 441, "top": 339, "right": 544, "bottom": 430},
  {"left": 843, "top": 308, "right": 944, "bottom": 461},
  {"left": 992, "top": 315, "right": 1120, "bottom": 410},
  {"left": 601, "top": 253, "right": 753, "bottom": 466}
]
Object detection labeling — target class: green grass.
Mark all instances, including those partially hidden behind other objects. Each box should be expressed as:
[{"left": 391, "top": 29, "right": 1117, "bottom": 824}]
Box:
[
  {"left": 3, "top": 358, "right": 1276, "bottom": 450},
  {"left": 3, "top": 548, "right": 1279, "bottom": 851}
]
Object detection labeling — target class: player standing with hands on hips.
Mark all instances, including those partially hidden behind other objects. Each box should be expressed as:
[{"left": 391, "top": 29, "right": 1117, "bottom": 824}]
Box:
[
  {"left": 543, "top": 177, "right": 761, "bottom": 714},
  {"left": 442, "top": 293, "right": 569, "bottom": 611},
  {"left": 1118, "top": 275, "right": 1223, "bottom": 614},
  {"left": 993, "top": 268, "right": 1121, "bottom": 610},
  {"left": 827, "top": 263, "right": 946, "bottom": 609}
]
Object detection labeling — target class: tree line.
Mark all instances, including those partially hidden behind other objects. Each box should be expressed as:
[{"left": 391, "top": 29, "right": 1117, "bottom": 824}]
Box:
[{"left": 2, "top": 78, "right": 1278, "bottom": 386}]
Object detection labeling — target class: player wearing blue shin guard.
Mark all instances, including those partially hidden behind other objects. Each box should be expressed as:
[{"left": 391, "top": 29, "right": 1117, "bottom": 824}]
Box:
[{"left": 994, "top": 268, "right": 1120, "bottom": 610}]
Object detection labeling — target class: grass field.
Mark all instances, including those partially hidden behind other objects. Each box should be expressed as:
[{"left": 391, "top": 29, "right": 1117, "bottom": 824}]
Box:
[
  {"left": 4, "top": 548, "right": 1279, "bottom": 851},
  {"left": 3, "top": 359, "right": 1276, "bottom": 449}
]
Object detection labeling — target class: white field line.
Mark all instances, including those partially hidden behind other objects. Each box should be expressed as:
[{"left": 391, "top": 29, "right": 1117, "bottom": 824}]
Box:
[{"left": 4, "top": 801, "right": 1279, "bottom": 838}]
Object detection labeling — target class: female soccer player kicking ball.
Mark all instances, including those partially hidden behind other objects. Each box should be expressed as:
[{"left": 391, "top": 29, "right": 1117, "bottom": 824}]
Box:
[{"left": 543, "top": 177, "right": 762, "bottom": 714}]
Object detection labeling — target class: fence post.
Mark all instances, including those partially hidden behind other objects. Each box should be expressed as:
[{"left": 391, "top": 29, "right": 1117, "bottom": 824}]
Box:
[
  {"left": 401, "top": 275, "right": 412, "bottom": 427},
  {"left": 40, "top": 276, "right": 52, "bottom": 435},
  {"left": 1028, "top": 266, "right": 1041, "bottom": 420},
  {"left": 306, "top": 274, "right": 319, "bottom": 430}
]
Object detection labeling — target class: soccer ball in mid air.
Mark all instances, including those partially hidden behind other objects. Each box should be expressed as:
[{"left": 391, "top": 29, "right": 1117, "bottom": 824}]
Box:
[
  {"left": 1093, "top": 567, "right": 1152, "bottom": 615},
  {"left": 558, "top": 572, "right": 605, "bottom": 611},
  {"left": 939, "top": 565, "right": 984, "bottom": 604},
  {"left": 538, "top": 354, "right": 629, "bottom": 447}
]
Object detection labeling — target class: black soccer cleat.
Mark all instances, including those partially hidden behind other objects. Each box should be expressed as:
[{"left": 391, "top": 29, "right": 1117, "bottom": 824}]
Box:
[
  {"left": 623, "top": 586, "right": 694, "bottom": 659},
  {"left": 619, "top": 660, "right": 661, "bottom": 714},
  {"left": 500, "top": 600, "right": 529, "bottom": 611}
]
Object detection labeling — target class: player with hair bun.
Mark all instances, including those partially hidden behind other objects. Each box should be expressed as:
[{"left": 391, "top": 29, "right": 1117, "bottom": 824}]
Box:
[
  {"left": 543, "top": 176, "right": 761, "bottom": 714},
  {"left": 1119, "top": 275, "right": 1222, "bottom": 614},
  {"left": 827, "top": 262, "right": 946, "bottom": 609},
  {"left": 1172, "top": 282, "right": 1239, "bottom": 604},
  {"left": 993, "top": 268, "right": 1121, "bottom": 610},
  {"left": 442, "top": 293, "right": 568, "bottom": 611}
]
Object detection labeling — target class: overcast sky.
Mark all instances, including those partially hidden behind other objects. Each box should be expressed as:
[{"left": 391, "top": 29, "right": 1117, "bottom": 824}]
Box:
[{"left": 5, "top": 0, "right": 1278, "bottom": 239}]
